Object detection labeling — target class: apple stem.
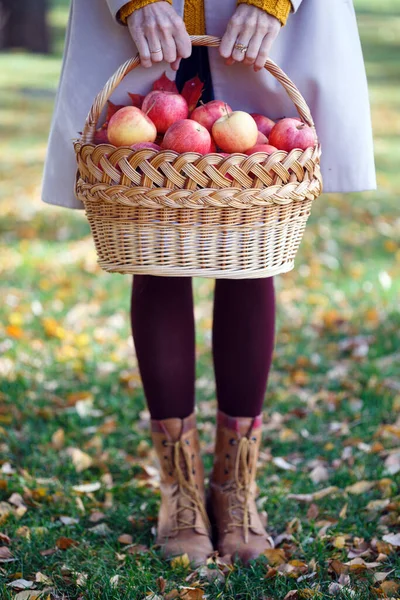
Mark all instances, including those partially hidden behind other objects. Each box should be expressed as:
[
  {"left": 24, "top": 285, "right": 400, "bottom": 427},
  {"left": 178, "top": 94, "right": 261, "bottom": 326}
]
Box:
[
  {"left": 224, "top": 103, "right": 230, "bottom": 118},
  {"left": 145, "top": 99, "right": 157, "bottom": 116}
]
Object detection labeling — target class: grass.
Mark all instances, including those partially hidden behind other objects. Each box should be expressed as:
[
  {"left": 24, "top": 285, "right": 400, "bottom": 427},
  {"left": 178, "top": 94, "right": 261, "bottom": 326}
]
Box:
[{"left": 0, "top": 1, "right": 399, "bottom": 598}]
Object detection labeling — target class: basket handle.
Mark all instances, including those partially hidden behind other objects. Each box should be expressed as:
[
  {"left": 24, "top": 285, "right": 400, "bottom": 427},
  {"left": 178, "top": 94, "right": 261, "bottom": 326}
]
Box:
[{"left": 81, "top": 35, "right": 316, "bottom": 144}]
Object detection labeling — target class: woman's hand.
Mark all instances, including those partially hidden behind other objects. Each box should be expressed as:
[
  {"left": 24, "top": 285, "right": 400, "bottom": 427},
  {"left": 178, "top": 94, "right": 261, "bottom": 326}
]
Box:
[
  {"left": 220, "top": 4, "right": 281, "bottom": 72},
  {"left": 127, "top": 2, "right": 191, "bottom": 71}
]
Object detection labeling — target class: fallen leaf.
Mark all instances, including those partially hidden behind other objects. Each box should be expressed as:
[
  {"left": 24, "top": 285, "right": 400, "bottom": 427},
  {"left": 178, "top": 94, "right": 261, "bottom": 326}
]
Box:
[
  {"left": 72, "top": 482, "right": 101, "bottom": 493},
  {"left": 171, "top": 553, "right": 191, "bottom": 569},
  {"left": 382, "top": 533, "right": 400, "bottom": 547},
  {"left": 6, "top": 579, "right": 36, "bottom": 591},
  {"left": 89, "top": 510, "right": 106, "bottom": 522},
  {"left": 0, "top": 545, "right": 15, "bottom": 562},
  {"left": 67, "top": 447, "right": 93, "bottom": 472},
  {"left": 332, "top": 535, "right": 347, "bottom": 549},
  {"left": 88, "top": 523, "right": 112, "bottom": 536},
  {"left": 345, "top": 480, "right": 375, "bottom": 494},
  {"left": 51, "top": 428, "right": 65, "bottom": 449},
  {"left": 55, "top": 536, "right": 79, "bottom": 550},
  {"left": 366, "top": 499, "right": 390, "bottom": 511},
  {"left": 310, "top": 465, "right": 329, "bottom": 484},
  {"left": 59, "top": 515, "right": 79, "bottom": 525},
  {"left": 380, "top": 580, "right": 400, "bottom": 595},
  {"left": 118, "top": 533, "right": 133, "bottom": 544},
  {"left": 35, "top": 572, "right": 52, "bottom": 585},
  {"left": 263, "top": 548, "right": 287, "bottom": 565},
  {"left": 273, "top": 457, "right": 296, "bottom": 471}
]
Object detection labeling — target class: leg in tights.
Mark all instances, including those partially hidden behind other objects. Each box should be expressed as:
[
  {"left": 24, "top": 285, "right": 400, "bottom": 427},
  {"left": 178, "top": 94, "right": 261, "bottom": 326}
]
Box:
[
  {"left": 212, "top": 277, "right": 275, "bottom": 418},
  {"left": 130, "top": 275, "right": 196, "bottom": 420}
]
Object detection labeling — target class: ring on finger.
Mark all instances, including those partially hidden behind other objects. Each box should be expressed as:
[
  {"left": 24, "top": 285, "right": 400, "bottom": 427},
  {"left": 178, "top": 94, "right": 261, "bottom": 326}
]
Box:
[
  {"left": 150, "top": 48, "right": 162, "bottom": 54},
  {"left": 234, "top": 42, "right": 248, "bottom": 53}
]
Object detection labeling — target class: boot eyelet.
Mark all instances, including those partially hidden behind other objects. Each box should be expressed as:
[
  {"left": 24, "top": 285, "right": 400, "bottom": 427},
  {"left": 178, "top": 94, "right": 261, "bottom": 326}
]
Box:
[
  {"left": 162, "top": 440, "right": 167, "bottom": 447},
  {"left": 251, "top": 436, "right": 257, "bottom": 441},
  {"left": 192, "top": 469, "right": 196, "bottom": 475},
  {"left": 192, "top": 454, "right": 195, "bottom": 459},
  {"left": 224, "top": 469, "right": 229, "bottom": 474},
  {"left": 168, "top": 471, "right": 173, "bottom": 476},
  {"left": 229, "top": 438, "right": 237, "bottom": 446},
  {"left": 226, "top": 453, "right": 230, "bottom": 459},
  {"left": 164, "top": 456, "right": 168, "bottom": 460},
  {"left": 185, "top": 440, "right": 190, "bottom": 445}
]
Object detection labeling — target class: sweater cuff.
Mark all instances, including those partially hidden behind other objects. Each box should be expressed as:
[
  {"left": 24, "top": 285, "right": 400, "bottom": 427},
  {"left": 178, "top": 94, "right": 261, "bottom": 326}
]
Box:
[
  {"left": 118, "top": 0, "right": 172, "bottom": 25},
  {"left": 237, "top": 0, "right": 291, "bottom": 26}
]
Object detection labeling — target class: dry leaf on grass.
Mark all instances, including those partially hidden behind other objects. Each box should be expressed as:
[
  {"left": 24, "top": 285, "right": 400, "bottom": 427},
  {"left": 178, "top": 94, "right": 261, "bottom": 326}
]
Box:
[
  {"left": 171, "top": 553, "right": 191, "bottom": 569},
  {"left": 382, "top": 533, "right": 400, "bottom": 546},
  {"left": 263, "top": 548, "right": 287, "bottom": 565},
  {"left": 55, "top": 536, "right": 79, "bottom": 550},
  {"left": 6, "top": 579, "right": 35, "bottom": 590},
  {"left": 66, "top": 447, "right": 93, "bottom": 472},
  {"left": 88, "top": 523, "right": 112, "bottom": 536},
  {"left": 310, "top": 465, "right": 329, "bottom": 484},
  {"left": 117, "top": 533, "right": 133, "bottom": 544},
  {"left": 287, "top": 486, "right": 339, "bottom": 503},
  {"left": 272, "top": 457, "right": 297, "bottom": 471},
  {"left": 345, "top": 480, "right": 375, "bottom": 494},
  {"left": 0, "top": 545, "right": 15, "bottom": 562},
  {"left": 72, "top": 482, "right": 101, "bottom": 493}
]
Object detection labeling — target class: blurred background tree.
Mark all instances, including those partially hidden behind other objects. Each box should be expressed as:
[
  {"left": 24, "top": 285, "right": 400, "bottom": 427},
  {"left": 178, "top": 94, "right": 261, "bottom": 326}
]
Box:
[{"left": 0, "top": 0, "right": 50, "bottom": 53}]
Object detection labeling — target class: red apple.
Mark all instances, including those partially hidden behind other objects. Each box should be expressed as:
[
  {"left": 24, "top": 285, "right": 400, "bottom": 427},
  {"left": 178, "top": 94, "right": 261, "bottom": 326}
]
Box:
[
  {"left": 251, "top": 113, "right": 276, "bottom": 137},
  {"left": 269, "top": 118, "right": 316, "bottom": 152},
  {"left": 245, "top": 144, "right": 278, "bottom": 156},
  {"left": 209, "top": 138, "right": 217, "bottom": 152},
  {"left": 130, "top": 142, "right": 161, "bottom": 151},
  {"left": 191, "top": 101, "right": 233, "bottom": 132},
  {"left": 108, "top": 106, "right": 157, "bottom": 146},
  {"left": 142, "top": 90, "right": 189, "bottom": 134},
  {"left": 212, "top": 111, "right": 258, "bottom": 153},
  {"left": 256, "top": 131, "right": 269, "bottom": 145},
  {"left": 162, "top": 120, "right": 211, "bottom": 154}
]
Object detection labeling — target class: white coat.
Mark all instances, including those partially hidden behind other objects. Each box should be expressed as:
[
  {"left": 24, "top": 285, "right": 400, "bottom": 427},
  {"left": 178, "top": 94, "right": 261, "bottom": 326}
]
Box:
[{"left": 42, "top": 0, "right": 376, "bottom": 210}]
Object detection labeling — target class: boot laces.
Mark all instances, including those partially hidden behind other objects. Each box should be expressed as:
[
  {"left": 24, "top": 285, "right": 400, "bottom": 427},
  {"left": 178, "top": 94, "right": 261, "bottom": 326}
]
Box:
[
  {"left": 164, "top": 439, "right": 210, "bottom": 533},
  {"left": 226, "top": 436, "right": 257, "bottom": 544}
]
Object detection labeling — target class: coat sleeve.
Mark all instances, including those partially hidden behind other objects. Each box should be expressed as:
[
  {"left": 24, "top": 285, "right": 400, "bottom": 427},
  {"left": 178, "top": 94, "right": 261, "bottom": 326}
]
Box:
[
  {"left": 290, "top": 0, "right": 303, "bottom": 12},
  {"left": 106, "top": 0, "right": 130, "bottom": 22}
]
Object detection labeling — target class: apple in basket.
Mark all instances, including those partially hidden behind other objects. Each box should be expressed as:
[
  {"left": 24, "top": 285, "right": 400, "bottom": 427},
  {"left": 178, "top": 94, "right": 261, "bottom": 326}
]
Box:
[
  {"left": 162, "top": 119, "right": 211, "bottom": 154},
  {"left": 212, "top": 111, "right": 258, "bottom": 153},
  {"left": 256, "top": 131, "right": 269, "bottom": 145},
  {"left": 108, "top": 106, "right": 157, "bottom": 146},
  {"left": 251, "top": 113, "right": 275, "bottom": 137},
  {"left": 245, "top": 144, "right": 278, "bottom": 155},
  {"left": 142, "top": 90, "right": 189, "bottom": 133},
  {"left": 191, "top": 100, "right": 233, "bottom": 132},
  {"left": 131, "top": 142, "right": 161, "bottom": 151},
  {"left": 269, "top": 117, "right": 316, "bottom": 152}
]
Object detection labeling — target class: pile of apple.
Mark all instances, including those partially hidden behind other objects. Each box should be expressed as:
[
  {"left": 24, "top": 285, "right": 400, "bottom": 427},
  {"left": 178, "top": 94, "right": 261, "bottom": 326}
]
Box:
[{"left": 94, "top": 73, "right": 316, "bottom": 157}]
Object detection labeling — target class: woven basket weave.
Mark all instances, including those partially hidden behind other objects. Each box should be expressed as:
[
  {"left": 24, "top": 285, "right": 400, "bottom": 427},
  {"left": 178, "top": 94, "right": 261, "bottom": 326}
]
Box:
[{"left": 74, "top": 35, "right": 322, "bottom": 279}]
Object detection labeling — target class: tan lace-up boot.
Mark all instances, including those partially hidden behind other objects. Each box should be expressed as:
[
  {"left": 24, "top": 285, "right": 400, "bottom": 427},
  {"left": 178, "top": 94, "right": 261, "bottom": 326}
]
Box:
[
  {"left": 151, "top": 412, "right": 213, "bottom": 566},
  {"left": 208, "top": 410, "right": 274, "bottom": 563}
]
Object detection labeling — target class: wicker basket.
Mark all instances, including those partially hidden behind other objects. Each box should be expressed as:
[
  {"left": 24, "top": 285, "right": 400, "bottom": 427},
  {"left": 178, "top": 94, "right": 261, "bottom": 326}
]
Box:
[{"left": 74, "top": 35, "right": 322, "bottom": 279}]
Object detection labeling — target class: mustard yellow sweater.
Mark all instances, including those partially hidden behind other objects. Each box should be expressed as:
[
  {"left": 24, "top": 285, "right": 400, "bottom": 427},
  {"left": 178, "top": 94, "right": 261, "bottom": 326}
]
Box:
[{"left": 119, "top": 0, "right": 291, "bottom": 33}]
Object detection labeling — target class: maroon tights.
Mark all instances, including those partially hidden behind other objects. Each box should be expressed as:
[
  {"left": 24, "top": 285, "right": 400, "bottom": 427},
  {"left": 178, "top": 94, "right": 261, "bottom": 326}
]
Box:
[{"left": 130, "top": 276, "right": 275, "bottom": 420}]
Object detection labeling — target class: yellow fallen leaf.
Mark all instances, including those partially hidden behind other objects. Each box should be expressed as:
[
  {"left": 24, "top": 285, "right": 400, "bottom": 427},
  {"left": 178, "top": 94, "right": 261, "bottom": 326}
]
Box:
[
  {"left": 51, "top": 428, "right": 65, "bottom": 450},
  {"left": 67, "top": 448, "right": 93, "bottom": 473},
  {"left": 339, "top": 503, "right": 348, "bottom": 519},
  {"left": 332, "top": 535, "right": 347, "bottom": 549},
  {"left": 345, "top": 480, "right": 375, "bottom": 495},
  {"left": 380, "top": 580, "right": 400, "bottom": 595},
  {"left": 171, "top": 553, "right": 191, "bottom": 569},
  {"left": 263, "top": 548, "right": 287, "bottom": 566}
]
